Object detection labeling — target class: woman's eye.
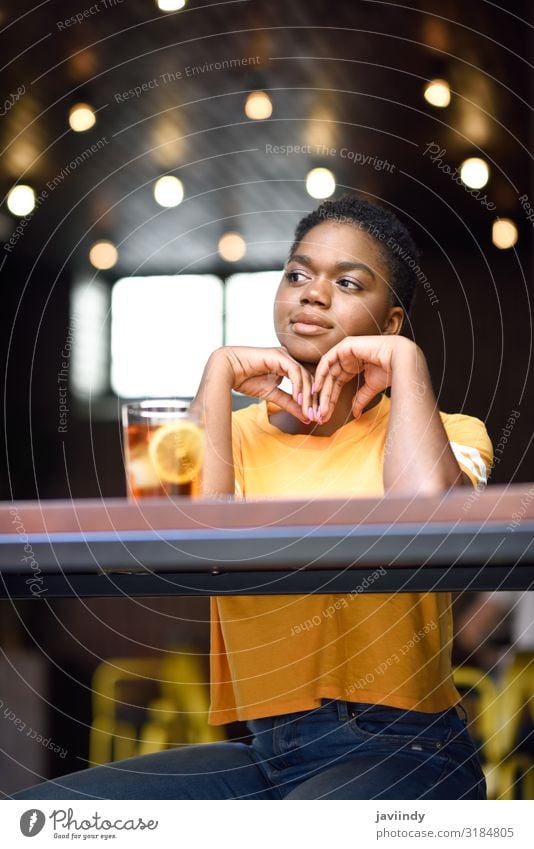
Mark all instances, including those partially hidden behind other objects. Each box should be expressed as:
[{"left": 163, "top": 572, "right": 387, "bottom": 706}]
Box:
[
  {"left": 337, "top": 278, "right": 362, "bottom": 290},
  {"left": 285, "top": 270, "right": 308, "bottom": 283}
]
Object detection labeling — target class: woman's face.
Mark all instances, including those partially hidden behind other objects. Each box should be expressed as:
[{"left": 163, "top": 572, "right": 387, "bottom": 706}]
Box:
[{"left": 274, "top": 220, "right": 404, "bottom": 364}]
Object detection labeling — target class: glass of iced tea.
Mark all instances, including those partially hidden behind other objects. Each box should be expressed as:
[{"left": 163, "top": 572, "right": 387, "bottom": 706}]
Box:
[{"left": 122, "top": 400, "right": 204, "bottom": 499}]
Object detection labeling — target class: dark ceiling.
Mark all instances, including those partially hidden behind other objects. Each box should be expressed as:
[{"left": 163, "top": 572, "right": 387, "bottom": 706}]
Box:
[{"left": 1, "top": 0, "right": 531, "bottom": 276}]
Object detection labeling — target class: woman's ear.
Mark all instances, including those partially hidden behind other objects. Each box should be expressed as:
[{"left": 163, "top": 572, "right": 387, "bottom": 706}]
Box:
[{"left": 382, "top": 305, "right": 405, "bottom": 336}]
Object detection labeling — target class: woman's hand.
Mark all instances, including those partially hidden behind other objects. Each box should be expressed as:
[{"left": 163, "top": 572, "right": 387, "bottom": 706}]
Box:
[
  {"left": 312, "top": 336, "right": 417, "bottom": 423},
  {"left": 212, "top": 346, "right": 314, "bottom": 423}
]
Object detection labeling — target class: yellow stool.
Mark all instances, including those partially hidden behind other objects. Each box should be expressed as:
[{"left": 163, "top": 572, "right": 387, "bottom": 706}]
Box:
[
  {"left": 89, "top": 651, "right": 223, "bottom": 766},
  {"left": 495, "top": 654, "right": 534, "bottom": 799},
  {"left": 453, "top": 666, "right": 502, "bottom": 798}
]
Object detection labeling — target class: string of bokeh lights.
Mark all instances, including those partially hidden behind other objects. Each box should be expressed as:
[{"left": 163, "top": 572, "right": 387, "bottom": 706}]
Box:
[{"left": 3, "top": 9, "right": 520, "bottom": 270}]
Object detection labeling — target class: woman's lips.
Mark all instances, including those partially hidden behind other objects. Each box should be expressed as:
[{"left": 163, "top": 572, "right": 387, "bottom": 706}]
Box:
[{"left": 292, "top": 321, "right": 331, "bottom": 335}]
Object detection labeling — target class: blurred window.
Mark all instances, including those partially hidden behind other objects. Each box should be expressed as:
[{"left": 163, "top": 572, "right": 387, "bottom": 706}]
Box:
[
  {"left": 225, "top": 271, "right": 282, "bottom": 347},
  {"left": 70, "top": 280, "right": 109, "bottom": 398},
  {"left": 72, "top": 271, "right": 284, "bottom": 402},
  {"left": 111, "top": 275, "right": 223, "bottom": 398}
]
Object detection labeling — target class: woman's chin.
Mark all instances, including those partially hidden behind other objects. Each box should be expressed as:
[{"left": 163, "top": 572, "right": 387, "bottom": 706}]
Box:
[{"left": 276, "top": 333, "right": 326, "bottom": 363}]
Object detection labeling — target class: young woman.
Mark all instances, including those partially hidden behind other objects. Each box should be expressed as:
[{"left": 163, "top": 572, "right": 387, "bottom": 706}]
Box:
[{"left": 16, "top": 195, "right": 492, "bottom": 800}]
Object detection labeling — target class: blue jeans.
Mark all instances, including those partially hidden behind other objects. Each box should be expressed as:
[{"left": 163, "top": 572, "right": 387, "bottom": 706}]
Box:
[{"left": 11, "top": 700, "right": 486, "bottom": 800}]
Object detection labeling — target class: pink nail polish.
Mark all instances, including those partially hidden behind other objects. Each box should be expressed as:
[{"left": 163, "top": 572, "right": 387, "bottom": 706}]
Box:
[
  {"left": 297, "top": 392, "right": 302, "bottom": 405},
  {"left": 308, "top": 406, "right": 314, "bottom": 420}
]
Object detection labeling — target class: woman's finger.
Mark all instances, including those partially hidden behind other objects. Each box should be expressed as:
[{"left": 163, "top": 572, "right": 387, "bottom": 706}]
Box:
[
  {"left": 276, "top": 352, "right": 314, "bottom": 421},
  {"left": 300, "top": 367, "right": 314, "bottom": 420},
  {"left": 316, "top": 374, "right": 335, "bottom": 422},
  {"left": 324, "top": 376, "right": 348, "bottom": 422},
  {"left": 313, "top": 351, "right": 336, "bottom": 394},
  {"left": 351, "top": 380, "right": 380, "bottom": 418},
  {"left": 286, "top": 360, "right": 311, "bottom": 414},
  {"left": 268, "top": 386, "right": 310, "bottom": 422}
]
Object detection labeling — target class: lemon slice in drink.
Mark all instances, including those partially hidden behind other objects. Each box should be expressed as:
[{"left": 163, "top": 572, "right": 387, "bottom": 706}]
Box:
[{"left": 149, "top": 421, "right": 204, "bottom": 485}]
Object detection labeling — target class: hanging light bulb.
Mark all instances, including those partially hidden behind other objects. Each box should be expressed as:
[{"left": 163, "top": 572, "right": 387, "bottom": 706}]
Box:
[
  {"left": 460, "top": 157, "right": 489, "bottom": 189},
  {"left": 218, "top": 232, "right": 246, "bottom": 262},
  {"left": 245, "top": 91, "right": 273, "bottom": 120},
  {"left": 153, "top": 176, "right": 184, "bottom": 208},
  {"left": 89, "top": 240, "right": 118, "bottom": 270},
  {"left": 68, "top": 103, "right": 96, "bottom": 132},
  {"left": 157, "top": 0, "right": 186, "bottom": 10},
  {"left": 7, "top": 184, "right": 35, "bottom": 216},
  {"left": 492, "top": 219, "right": 518, "bottom": 250},
  {"left": 305, "top": 167, "right": 336, "bottom": 199},
  {"left": 423, "top": 79, "right": 451, "bottom": 108}
]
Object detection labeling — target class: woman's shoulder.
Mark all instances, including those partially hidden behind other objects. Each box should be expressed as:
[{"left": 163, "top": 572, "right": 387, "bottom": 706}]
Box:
[
  {"left": 438, "top": 409, "right": 493, "bottom": 463},
  {"left": 438, "top": 408, "right": 490, "bottom": 435},
  {"left": 231, "top": 399, "right": 265, "bottom": 430}
]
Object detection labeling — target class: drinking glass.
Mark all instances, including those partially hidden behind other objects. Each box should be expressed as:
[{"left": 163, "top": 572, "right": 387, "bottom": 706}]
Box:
[{"left": 122, "top": 399, "right": 204, "bottom": 499}]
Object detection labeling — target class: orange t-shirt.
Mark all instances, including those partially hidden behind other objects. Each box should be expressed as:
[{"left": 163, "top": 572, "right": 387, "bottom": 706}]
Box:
[{"left": 208, "top": 395, "right": 493, "bottom": 725}]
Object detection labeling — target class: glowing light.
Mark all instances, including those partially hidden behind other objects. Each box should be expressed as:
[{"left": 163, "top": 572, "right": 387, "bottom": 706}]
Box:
[
  {"left": 6, "top": 184, "right": 35, "bottom": 216},
  {"left": 459, "top": 108, "right": 489, "bottom": 145},
  {"left": 151, "top": 116, "right": 186, "bottom": 166},
  {"left": 153, "top": 175, "right": 184, "bottom": 208},
  {"left": 423, "top": 79, "right": 451, "bottom": 108},
  {"left": 89, "top": 240, "right": 118, "bottom": 270},
  {"left": 68, "top": 103, "right": 96, "bottom": 132},
  {"left": 245, "top": 91, "right": 273, "bottom": 121},
  {"left": 305, "top": 167, "right": 336, "bottom": 199},
  {"left": 492, "top": 218, "right": 518, "bottom": 250},
  {"left": 157, "top": 0, "right": 186, "bottom": 11},
  {"left": 6, "top": 142, "right": 39, "bottom": 176},
  {"left": 305, "top": 104, "right": 336, "bottom": 149},
  {"left": 218, "top": 232, "right": 246, "bottom": 262},
  {"left": 460, "top": 157, "right": 489, "bottom": 189}
]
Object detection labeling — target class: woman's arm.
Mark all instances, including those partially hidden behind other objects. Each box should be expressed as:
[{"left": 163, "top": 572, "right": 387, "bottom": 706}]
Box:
[
  {"left": 189, "top": 350, "right": 235, "bottom": 496},
  {"left": 189, "top": 346, "right": 313, "bottom": 497},
  {"left": 313, "top": 336, "right": 468, "bottom": 496},
  {"left": 383, "top": 339, "right": 469, "bottom": 494}
]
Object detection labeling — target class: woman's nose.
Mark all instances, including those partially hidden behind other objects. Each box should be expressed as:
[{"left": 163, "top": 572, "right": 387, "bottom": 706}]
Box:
[{"left": 300, "top": 277, "right": 331, "bottom": 306}]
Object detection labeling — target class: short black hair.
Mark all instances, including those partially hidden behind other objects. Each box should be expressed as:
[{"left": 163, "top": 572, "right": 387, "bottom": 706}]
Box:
[{"left": 290, "top": 194, "right": 421, "bottom": 314}]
